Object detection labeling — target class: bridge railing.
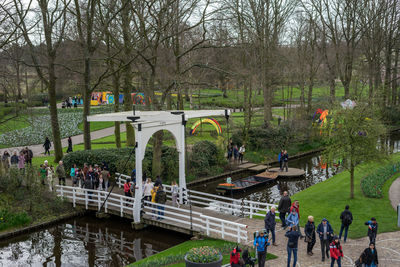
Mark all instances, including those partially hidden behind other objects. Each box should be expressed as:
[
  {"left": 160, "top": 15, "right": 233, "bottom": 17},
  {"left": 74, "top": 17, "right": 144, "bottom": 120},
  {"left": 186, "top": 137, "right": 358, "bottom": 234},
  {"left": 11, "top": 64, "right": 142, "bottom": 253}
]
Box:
[
  {"left": 56, "top": 185, "right": 136, "bottom": 219},
  {"left": 142, "top": 200, "right": 248, "bottom": 243},
  {"left": 116, "top": 173, "right": 278, "bottom": 219}
]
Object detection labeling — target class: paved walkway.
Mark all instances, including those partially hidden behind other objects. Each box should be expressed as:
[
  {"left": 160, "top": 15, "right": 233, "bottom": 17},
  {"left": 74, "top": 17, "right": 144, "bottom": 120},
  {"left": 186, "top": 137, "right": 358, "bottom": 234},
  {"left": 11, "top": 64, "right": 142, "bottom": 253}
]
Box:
[
  {"left": 240, "top": 218, "right": 400, "bottom": 267},
  {"left": 0, "top": 124, "right": 126, "bottom": 157},
  {"left": 389, "top": 176, "right": 400, "bottom": 210}
]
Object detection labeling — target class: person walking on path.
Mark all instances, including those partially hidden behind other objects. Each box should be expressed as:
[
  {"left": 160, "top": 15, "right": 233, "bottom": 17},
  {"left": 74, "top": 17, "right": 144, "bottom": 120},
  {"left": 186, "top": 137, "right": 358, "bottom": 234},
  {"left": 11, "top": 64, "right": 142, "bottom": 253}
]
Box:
[
  {"left": 238, "top": 144, "right": 245, "bottom": 163},
  {"left": 171, "top": 180, "right": 179, "bottom": 207},
  {"left": 10, "top": 151, "right": 18, "bottom": 167},
  {"left": 285, "top": 225, "right": 301, "bottom": 267},
  {"left": 24, "top": 147, "right": 33, "bottom": 165},
  {"left": 66, "top": 136, "right": 73, "bottom": 153},
  {"left": 253, "top": 231, "right": 269, "bottom": 267},
  {"left": 56, "top": 161, "right": 66, "bottom": 186},
  {"left": 339, "top": 205, "right": 353, "bottom": 242},
  {"left": 278, "top": 191, "right": 292, "bottom": 228},
  {"left": 151, "top": 184, "right": 159, "bottom": 219},
  {"left": 47, "top": 165, "right": 54, "bottom": 191},
  {"left": 305, "top": 215, "right": 316, "bottom": 256},
  {"left": 317, "top": 218, "right": 334, "bottom": 262},
  {"left": 278, "top": 150, "right": 283, "bottom": 171},
  {"left": 101, "top": 167, "right": 110, "bottom": 191},
  {"left": 143, "top": 178, "right": 153, "bottom": 202},
  {"left": 290, "top": 201, "right": 302, "bottom": 237},
  {"left": 70, "top": 164, "right": 78, "bottom": 187},
  {"left": 124, "top": 179, "right": 132, "bottom": 204},
  {"left": 264, "top": 207, "right": 277, "bottom": 246},
  {"left": 282, "top": 150, "right": 289, "bottom": 172},
  {"left": 154, "top": 175, "right": 162, "bottom": 187},
  {"left": 43, "top": 137, "right": 51, "bottom": 155},
  {"left": 365, "top": 218, "right": 378, "bottom": 243},
  {"left": 361, "top": 242, "right": 379, "bottom": 267},
  {"left": 155, "top": 185, "right": 167, "bottom": 220},
  {"left": 286, "top": 209, "right": 299, "bottom": 230},
  {"left": 18, "top": 151, "right": 25, "bottom": 174},
  {"left": 39, "top": 164, "right": 47, "bottom": 185},
  {"left": 329, "top": 236, "right": 343, "bottom": 267},
  {"left": 233, "top": 145, "right": 239, "bottom": 162},
  {"left": 2, "top": 151, "right": 10, "bottom": 170}
]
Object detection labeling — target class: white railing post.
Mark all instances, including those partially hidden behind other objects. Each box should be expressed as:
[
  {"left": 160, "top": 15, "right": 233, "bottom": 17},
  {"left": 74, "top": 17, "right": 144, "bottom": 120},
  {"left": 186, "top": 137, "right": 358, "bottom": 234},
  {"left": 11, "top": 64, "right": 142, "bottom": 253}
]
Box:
[
  {"left": 105, "top": 192, "right": 108, "bottom": 213},
  {"left": 206, "top": 217, "right": 210, "bottom": 236},
  {"left": 98, "top": 191, "right": 101, "bottom": 210},
  {"left": 221, "top": 221, "right": 225, "bottom": 239},
  {"left": 237, "top": 224, "right": 241, "bottom": 243},
  {"left": 249, "top": 202, "right": 253, "bottom": 218},
  {"left": 85, "top": 189, "right": 88, "bottom": 209},
  {"left": 72, "top": 188, "right": 76, "bottom": 208},
  {"left": 60, "top": 186, "right": 64, "bottom": 198},
  {"left": 120, "top": 195, "right": 123, "bottom": 217}
]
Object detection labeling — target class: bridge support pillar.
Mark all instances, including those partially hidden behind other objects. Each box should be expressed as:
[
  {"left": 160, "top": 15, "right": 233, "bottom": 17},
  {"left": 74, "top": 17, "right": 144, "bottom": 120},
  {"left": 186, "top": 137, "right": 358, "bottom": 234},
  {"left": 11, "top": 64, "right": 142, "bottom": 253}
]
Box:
[{"left": 132, "top": 221, "right": 145, "bottom": 230}]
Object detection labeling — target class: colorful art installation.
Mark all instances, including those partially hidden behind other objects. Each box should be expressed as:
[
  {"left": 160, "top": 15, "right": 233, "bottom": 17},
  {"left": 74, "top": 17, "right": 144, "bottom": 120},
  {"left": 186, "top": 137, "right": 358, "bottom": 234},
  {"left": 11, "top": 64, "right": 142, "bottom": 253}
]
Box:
[
  {"left": 90, "top": 92, "right": 150, "bottom": 105},
  {"left": 190, "top": 118, "right": 222, "bottom": 135}
]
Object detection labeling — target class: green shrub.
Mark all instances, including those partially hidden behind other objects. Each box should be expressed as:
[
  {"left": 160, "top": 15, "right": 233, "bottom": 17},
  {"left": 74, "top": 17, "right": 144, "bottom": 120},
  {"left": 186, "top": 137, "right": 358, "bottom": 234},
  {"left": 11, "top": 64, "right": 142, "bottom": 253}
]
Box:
[
  {"left": 0, "top": 209, "right": 32, "bottom": 231},
  {"left": 63, "top": 146, "right": 179, "bottom": 182},
  {"left": 361, "top": 161, "right": 400, "bottom": 198},
  {"left": 189, "top": 141, "right": 225, "bottom": 177}
]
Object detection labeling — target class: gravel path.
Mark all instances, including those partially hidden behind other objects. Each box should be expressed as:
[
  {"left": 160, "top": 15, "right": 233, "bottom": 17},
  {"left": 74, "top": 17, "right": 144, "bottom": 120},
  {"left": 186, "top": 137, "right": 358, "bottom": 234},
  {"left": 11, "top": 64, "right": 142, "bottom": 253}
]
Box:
[{"left": 389, "top": 176, "right": 400, "bottom": 210}]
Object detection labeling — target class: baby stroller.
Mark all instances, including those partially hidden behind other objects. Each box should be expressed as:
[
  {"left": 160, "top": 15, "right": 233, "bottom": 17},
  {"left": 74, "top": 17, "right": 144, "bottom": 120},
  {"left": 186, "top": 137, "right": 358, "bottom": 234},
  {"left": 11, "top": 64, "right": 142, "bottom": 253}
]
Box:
[{"left": 242, "top": 249, "right": 256, "bottom": 267}]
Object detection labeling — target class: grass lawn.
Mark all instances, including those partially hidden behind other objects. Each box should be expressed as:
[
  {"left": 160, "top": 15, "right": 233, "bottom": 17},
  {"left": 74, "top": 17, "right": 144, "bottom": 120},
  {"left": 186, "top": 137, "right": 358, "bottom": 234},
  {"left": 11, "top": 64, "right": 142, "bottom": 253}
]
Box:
[
  {"left": 78, "top": 121, "right": 115, "bottom": 132},
  {"left": 128, "top": 238, "right": 276, "bottom": 267},
  {"left": 0, "top": 113, "right": 30, "bottom": 134},
  {"left": 292, "top": 153, "right": 400, "bottom": 239}
]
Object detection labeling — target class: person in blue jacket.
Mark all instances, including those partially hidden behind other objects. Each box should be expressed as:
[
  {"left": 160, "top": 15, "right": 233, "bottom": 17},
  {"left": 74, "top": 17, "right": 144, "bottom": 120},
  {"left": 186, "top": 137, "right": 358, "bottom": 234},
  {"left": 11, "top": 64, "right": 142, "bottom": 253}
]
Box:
[
  {"left": 285, "top": 225, "right": 301, "bottom": 267},
  {"left": 278, "top": 150, "right": 283, "bottom": 171},
  {"left": 317, "top": 218, "right": 334, "bottom": 262},
  {"left": 254, "top": 230, "right": 270, "bottom": 267},
  {"left": 286, "top": 209, "right": 299, "bottom": 228}
]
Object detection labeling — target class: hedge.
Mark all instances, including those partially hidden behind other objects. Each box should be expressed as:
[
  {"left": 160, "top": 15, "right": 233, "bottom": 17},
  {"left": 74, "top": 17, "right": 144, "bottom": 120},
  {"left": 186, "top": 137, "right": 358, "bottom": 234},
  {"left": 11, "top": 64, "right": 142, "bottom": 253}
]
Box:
[
  {"left": 361, "top": 161, "right": 400, "bottom": 198},
  {"left": 62, "top": 141, "right": 226, "bottom": 183}
]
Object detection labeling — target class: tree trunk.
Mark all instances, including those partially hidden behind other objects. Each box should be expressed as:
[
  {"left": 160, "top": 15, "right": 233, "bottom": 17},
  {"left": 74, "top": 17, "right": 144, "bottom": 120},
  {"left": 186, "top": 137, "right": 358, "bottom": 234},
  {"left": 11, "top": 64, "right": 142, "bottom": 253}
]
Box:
[
  {"left": 113, "top": 75, "right": 121, "bottom": 148},
  {"left": 123, "top": 66, "right": 135, "bottom": 147},
  {"left": 83, "top": 57, "right": 91, "bottom": 150},
  {"left": 350, "top": 162, "right": 354, "bottom": 199},
  {"left": 48, "top": 58, "right": 63, "bottom": 162},
  {"left": 392, "top": 49, "right": 399, "bottom": 105},
  {"left": 243, "top": 82, "right": 250, "bottom": 144},
  {"left": 307, "top": 82, "right": 313, "bottom": 114},
  {"left": 152, "top": 131, "right": 163, "bottom": 177}
]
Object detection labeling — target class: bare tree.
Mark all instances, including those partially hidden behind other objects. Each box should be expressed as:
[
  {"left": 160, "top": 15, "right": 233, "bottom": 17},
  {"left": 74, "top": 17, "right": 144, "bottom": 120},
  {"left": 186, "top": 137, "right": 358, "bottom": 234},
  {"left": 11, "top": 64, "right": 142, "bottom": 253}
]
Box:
[{"left": 9, "top": 0, "right": 70, "bottom": 161}]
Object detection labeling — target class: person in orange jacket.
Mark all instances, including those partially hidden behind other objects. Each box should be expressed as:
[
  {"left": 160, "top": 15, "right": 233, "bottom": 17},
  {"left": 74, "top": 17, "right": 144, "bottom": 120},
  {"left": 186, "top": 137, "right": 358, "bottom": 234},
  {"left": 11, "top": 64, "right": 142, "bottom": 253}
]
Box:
[{"left": 329, "top": 236, "right": 343, "bottom": 267}]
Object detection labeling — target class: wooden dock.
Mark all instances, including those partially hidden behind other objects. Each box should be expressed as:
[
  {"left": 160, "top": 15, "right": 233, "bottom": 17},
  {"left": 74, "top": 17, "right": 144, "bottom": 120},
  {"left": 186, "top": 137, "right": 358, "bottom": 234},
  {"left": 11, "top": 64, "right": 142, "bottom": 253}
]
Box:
[{"left": 269, "top": 167, "right": 305, "bottom": 177}]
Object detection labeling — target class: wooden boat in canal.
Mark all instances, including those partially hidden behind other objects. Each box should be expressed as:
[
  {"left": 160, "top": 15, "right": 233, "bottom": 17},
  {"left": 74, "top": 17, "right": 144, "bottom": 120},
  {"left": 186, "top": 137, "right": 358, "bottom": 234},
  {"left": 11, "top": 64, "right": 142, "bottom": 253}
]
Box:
[
  {"left": 216, "top": 171, "right": 278, "bottom": 193},
  {"left": 216, "top": 168, "right": 306, "bottom": 194}
]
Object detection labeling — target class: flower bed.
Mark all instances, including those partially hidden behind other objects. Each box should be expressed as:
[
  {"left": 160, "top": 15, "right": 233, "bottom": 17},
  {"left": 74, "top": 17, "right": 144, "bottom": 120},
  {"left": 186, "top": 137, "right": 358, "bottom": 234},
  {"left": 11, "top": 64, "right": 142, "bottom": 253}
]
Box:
[
  {"left": 0, "top": 107, "right": 113, "bottom": 147},
  {"left": 361, "top": 161, "right": 400, "bottom": 198}
]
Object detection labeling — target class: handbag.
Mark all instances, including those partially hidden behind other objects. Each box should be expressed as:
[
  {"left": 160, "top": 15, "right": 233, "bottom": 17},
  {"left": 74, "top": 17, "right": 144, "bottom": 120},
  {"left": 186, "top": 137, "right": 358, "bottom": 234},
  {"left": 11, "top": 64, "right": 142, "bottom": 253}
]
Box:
[
  {"left": 354, "top": 258, "right": 362, "bottom": 267},
  {"left": 304, "top": 235, "right": 312, "bottom": 243}
]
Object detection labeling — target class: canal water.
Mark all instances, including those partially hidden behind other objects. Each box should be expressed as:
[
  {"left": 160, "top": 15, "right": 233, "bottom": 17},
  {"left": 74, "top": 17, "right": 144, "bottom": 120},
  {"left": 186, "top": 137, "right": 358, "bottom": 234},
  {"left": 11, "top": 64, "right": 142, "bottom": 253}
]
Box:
[
  {"left": 192, "top": 131, "right": 400, "bottom": 204},
  {"left": 0, "top": 214, "right": 189, "bottom": 267}
]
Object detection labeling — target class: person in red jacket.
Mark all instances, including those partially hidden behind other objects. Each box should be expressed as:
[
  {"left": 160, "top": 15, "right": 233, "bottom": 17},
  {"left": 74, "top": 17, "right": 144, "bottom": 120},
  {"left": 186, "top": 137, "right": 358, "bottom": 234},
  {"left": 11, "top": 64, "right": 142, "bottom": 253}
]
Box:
[
  {"left": 329, "top": 236, "right": 343, "bottom": 267},
  {"left": 230, "top": 246, "right": 244, "bottom": 267},
  {"left": 290, "top": 201, "right": 300, "bottom": 218}
]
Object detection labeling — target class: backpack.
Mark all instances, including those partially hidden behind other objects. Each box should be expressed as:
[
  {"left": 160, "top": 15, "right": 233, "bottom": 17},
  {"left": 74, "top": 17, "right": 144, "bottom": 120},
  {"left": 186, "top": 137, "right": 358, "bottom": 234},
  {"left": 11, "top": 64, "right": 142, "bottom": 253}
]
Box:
[{"left": 343, "top": 212, "right": 352, "bottom": 226}]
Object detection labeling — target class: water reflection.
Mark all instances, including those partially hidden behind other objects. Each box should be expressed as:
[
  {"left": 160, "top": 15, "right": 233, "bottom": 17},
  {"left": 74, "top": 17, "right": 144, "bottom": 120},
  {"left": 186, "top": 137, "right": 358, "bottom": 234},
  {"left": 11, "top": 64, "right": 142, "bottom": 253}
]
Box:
[{"left": 0, "top": 215, "right": 188, "bottom": 267}]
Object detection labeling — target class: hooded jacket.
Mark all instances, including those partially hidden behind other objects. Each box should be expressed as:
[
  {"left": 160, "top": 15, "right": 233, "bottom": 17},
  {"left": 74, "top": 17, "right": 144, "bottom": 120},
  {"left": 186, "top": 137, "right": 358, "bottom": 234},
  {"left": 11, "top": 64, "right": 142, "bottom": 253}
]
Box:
[
  {"left": 317, "top": 220, "right": 334, "bottom": 240},
  {"left": 364, "top": 221, "right": 378, "bottom": 236},
  {"left": 329, "top": 241, "right": 343, "bottom": 260},
  {"left": 264, "top": 210, "right": 276, "bottom": 230}
]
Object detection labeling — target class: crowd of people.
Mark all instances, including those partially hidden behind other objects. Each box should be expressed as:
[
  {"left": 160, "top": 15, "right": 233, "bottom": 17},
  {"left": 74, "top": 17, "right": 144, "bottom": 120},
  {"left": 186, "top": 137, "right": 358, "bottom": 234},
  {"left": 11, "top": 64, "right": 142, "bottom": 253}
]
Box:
[
  {"left": 37, "top": 160, "right": 110, "bottom": 193},
  {"left": 1, "top": 147, "right": 33, "bottom": 173},
  {"left": 230, "top": 191, "right": 379, "bottom": 267},
  {"left": 62, "top": 96, "right": 82, "bottom": 108},
  {"left": 227, "top": 139, "right": 246, "bottom": 163},
  {"left": 123, "top": 176, "right": 178, "bottom": 220}
]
